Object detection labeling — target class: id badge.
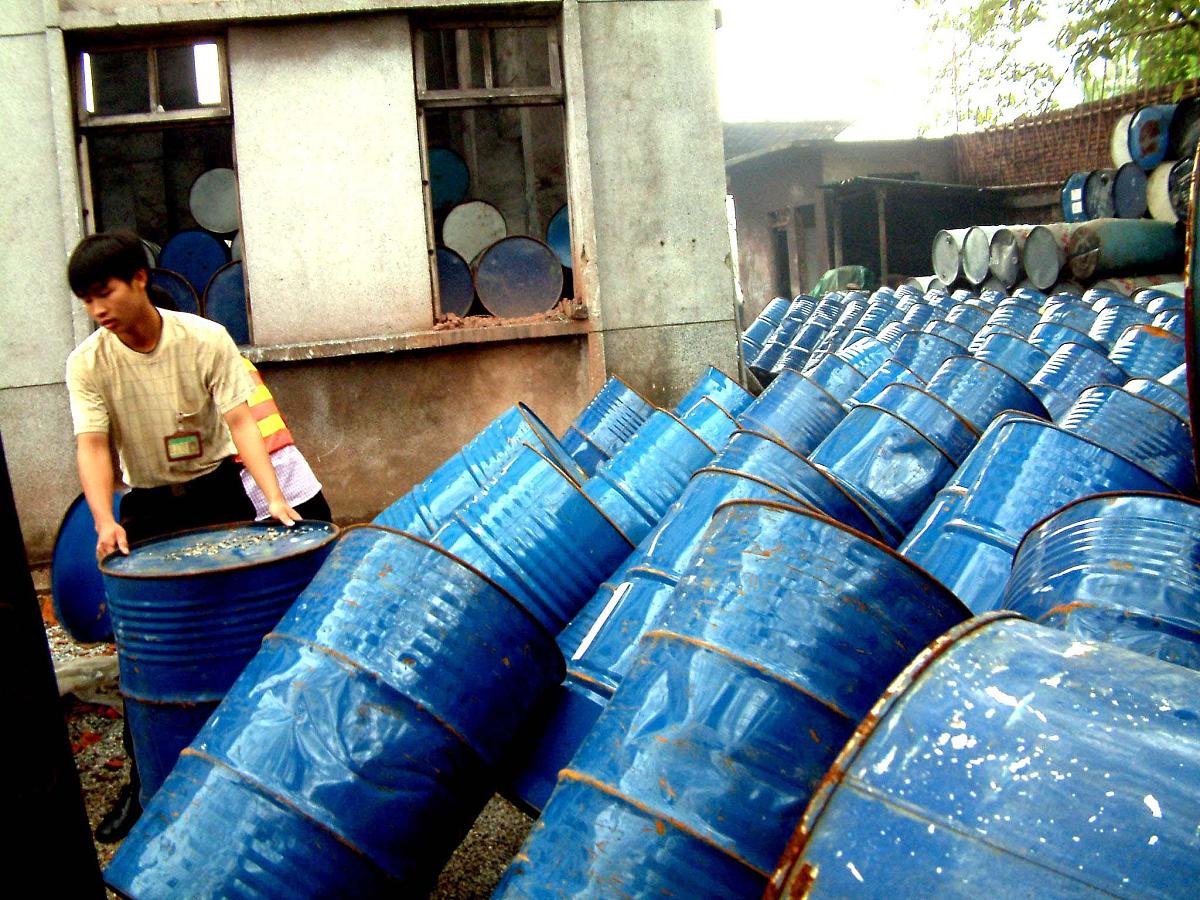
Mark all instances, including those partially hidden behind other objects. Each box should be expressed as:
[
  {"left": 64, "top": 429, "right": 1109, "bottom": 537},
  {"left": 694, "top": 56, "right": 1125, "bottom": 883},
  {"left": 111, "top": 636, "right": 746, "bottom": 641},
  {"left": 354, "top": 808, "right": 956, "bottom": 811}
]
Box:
[{"left": 164, "top": 430, "right": 203, "bottom": 462}]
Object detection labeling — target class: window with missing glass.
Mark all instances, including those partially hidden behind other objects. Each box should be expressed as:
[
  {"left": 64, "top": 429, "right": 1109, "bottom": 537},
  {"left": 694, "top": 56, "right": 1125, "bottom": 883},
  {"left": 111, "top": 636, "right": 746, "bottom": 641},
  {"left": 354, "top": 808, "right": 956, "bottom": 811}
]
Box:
[
  {"left": 73, "top": 38, "right": 251, "bottom": 344},
  {"left": 415, "top": 20, "right": 572, "bottom": 321}
]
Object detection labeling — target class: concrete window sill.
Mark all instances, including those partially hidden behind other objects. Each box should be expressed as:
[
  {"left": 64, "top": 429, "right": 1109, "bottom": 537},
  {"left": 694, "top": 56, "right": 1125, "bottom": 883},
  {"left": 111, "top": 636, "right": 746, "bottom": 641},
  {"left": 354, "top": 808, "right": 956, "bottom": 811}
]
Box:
[{"left": 242, "top": 317, "right": 592, "bottom": 365}]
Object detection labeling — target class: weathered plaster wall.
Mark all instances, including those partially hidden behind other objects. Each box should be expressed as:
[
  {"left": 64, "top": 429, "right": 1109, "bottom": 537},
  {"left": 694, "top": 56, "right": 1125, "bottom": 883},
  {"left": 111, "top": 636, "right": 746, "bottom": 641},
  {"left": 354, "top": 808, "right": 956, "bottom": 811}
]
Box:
[
  {"left": 726, "top": 147, "right": 824, "bottom": 320},
  {"left": 256, "top": 335, "right": 591, "bottom": 526},
  {"left": 229, "top": 15, "right": 433, "bottom": 343},
  {"left": 576, "top": 0, "right": 739, "bottom": 404}
]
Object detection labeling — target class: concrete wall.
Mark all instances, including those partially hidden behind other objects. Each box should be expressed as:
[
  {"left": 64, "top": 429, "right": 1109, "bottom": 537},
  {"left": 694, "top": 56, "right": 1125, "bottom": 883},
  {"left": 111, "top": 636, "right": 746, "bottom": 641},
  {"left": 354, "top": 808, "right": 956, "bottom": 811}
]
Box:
[
  {"left": 229, "top": 16, "right": 434, "bottom": 343},
  {"left": 728, "top": 137, "right": 958, "bottom": 320},
  {"left": 0, "top": 3, "right": 89, "bottom": 557},
  {"left": 576, "top": 0, "right": 739, "bottom": 407}
]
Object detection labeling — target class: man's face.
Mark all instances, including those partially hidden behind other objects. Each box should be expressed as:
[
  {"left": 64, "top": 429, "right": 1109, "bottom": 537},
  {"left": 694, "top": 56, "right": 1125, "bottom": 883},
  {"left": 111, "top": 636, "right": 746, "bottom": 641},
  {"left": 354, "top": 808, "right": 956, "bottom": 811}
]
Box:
[{"left": 81, "top": 271, "right": 150, "bottom": 335}]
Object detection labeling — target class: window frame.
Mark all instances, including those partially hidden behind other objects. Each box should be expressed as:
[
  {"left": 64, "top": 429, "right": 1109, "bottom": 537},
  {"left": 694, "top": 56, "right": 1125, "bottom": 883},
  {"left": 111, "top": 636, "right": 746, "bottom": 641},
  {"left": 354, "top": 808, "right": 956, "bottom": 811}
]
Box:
[
  {"left": 73, "top": 35, "right": 232, "bottom": 130},
  {"left": 412, "top": 17, "right": 567, "bottom": 320}
]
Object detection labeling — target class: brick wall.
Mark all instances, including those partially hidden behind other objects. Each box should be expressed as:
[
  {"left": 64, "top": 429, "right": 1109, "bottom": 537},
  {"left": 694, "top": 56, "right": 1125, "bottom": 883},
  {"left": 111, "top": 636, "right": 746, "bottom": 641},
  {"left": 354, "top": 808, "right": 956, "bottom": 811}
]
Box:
[{"left": 953, "top": 80, "right": 1200, "bottom": 188}]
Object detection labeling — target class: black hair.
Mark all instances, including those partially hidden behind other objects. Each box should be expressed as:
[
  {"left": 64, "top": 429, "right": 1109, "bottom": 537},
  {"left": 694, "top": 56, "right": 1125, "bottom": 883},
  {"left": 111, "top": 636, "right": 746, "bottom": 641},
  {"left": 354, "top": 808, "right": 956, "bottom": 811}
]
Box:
[
  {"left": 67, "top": 230, "right": 149, "bottom": 297},
  {"left": 146, "top": 283, "right": 178, "bottom": 311}
]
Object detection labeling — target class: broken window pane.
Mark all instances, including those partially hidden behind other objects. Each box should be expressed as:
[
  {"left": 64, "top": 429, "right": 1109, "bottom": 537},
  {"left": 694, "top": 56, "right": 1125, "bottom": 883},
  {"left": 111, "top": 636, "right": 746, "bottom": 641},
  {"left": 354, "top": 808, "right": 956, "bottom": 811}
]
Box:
[{"left": 490, "top": 28, "right": 551, "bottom": 88}]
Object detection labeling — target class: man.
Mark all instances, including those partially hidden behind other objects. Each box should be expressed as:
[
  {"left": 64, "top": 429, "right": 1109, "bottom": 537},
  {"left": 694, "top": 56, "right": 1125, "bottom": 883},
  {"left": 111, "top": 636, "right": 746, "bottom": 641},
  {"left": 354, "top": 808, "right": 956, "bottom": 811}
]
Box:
[{"left": 65, "top": 230, "right": 301, "bottom": 841}]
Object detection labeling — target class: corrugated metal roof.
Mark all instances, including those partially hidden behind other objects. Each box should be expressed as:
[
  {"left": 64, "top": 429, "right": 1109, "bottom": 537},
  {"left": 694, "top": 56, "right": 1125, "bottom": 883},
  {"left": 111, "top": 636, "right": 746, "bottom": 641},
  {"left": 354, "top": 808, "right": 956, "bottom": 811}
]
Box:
[{"left": 722, "top": 120, "right": 852, "bottom": 163}]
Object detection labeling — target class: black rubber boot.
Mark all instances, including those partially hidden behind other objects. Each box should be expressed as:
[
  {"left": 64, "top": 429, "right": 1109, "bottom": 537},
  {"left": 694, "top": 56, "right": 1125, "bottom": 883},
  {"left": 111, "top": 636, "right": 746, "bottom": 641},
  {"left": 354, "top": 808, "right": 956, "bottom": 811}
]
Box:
[{"left": 95, "top": 717, "right": 142, "bottom": 844}]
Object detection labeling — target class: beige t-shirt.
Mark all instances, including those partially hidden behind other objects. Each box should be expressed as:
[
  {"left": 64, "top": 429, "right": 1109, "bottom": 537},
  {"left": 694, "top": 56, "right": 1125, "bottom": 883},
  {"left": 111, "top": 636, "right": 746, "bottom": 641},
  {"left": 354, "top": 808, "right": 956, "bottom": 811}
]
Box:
[{"left": 66, "top": 310, "right": 255, "bottom": 488}]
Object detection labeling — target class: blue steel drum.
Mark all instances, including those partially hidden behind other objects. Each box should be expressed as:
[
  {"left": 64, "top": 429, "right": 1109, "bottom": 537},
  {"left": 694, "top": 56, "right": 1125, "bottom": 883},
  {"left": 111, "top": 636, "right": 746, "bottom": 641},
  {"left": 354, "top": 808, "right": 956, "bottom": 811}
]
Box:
[
  {"left": 787, "top": 296, "right": 818, "bottom": 321},
  {"left": 742, "top": 316, "right": 778, "bottom": 356},
  {"left": 1004, "top": 492, "right": 1200, "bottom": 669},
  {"left": 834, "top": 300, "right": 868, "bottom": 328},
  {"left": 967, "top": 323, "right": 1022, "bottom": 354},
  {"left": 979, "top": 288, "right": 1008, "bottom": 305},
  {"left": 926, "top": 291, "right": 956, "bottom": 309},
  {"left": 149, "top": 268, "right": 201, "bottom": 316},
  {"left": 899, "top": 413, "right": 1172, "bottom": 613},
  {"left": 857, "top": 301, "right": 902, "bottom": 333},
  {"left": 50, "top": 492, "right": 121, "bottom": 643},
  {"left": 428, "top": 146, "right": 469, "bottom": 211},
  {"left": 158, "top": 229, "right": 230, "bottom": 299},
  {"left": 835, "top": 336, "right": 891, "bottom": 378},
  {"left": 545, "top": 204, "right": 571, "bottom": 268},
  {"left": 871, "top": 383, "right": 979, "bottom": 465},
  {"left": 1160, "top": 362, "right": 1189, "bottom": 398},
  {"left": 106, "top": 525, "right": 562, "bottom": 897},
  {"left": 890, "top": 331, "right": 969, "bottom": 380},
  {"left": 675, "top": 366, "right": 753, "bottom": 418},
  {"left": 1010, "top": 286, "right": 1046, "bottom": 305},
  {"left": 1040, "top": 300, "right": 1098, "bottom": 333},
  {"left": 1125, "top": 377, "right": 1189, "bottom": 422},
  {"left": 558, "top": 426, "right": 607, "bottom": 476},
  {"left": 703, "top": 431, "right": 884, "bottom": 539},
  {"left": 1089, "top": 303, "right": 1154, "bottom": 350},
  {"left": 1153, "top": 309, "right": 1185, "bottom": 336},
  {"left": 972, "top": 330, "right": 1050, "bottom": 382},
  {"left": 810, "top": 405, "right": 957, "bottom": 545},
  {"left": 435, "top": 444, "right": 634, "bottom": 634},
  {"left": 922, "top": 318, "right": 974, "bottom": 347},
  {"left": 772, "top": 343, "right": 815, "bottom": 379},
  {"left": 1144, "top": 293, "right": 1184, "bottom": 315},
  {"left": 750, "top": 338, "right": 791, "bottom": 384},
  {"left": 767, "top": 613, "right": 1200, "bottom": 900},
  {"left": 560, "top": 375, "right": 653, "bottom": 475},
  {"left": 758, "top": 297, "right": 792, "bottom": 327},
  {"left": 944, "top": 303, "right": 989, "bottom": 334},
  {"left": 1089, "top": 290, "right": 1136, "bottom": 311},
  {"left": 564, "top": 468, "right": 820, "bottom": 698},
  {"left": 374, "top": 403, "right": 582, "bottom": 535},
  {"left": 100, "top": 522, "right": 339, "bottom": 804},
  {"left": 435, "top": 246, "right": 475, "bottom": 317},
  {"left": 738, "top": 369, "right": 846, "bottom": 456},
  {"left": 924, "top": 355, "right": 1047, "bottom": 433},
  {"left": 845, "top": 360, "right": 927, "bottom": 411},
  {"left": 581, "top": 410, "right": 716, "bottom": 544},
  {"left": 1109, "top": 324, "right": 1185, "bottom": 381},
  {"left": 1114, "top": 160, "right": 1149, "bottom": 217},
  {"left": 474, "top": 236, "right": 563, "bottom": 318},
  {"left": 496, "top": 500, "right": 968, "bottom": 899},
  {"left": 1061, "top": 171, "right": 1090, "bottom": 221},
  {"left": 900, "top": 303, "right": 939, "bottom": 328},
  {"left": 1123, "top": 103, "right": 1178, "bottom": 170},
  {"left": 875, "top": 321, "right": 916, "bottom": 351},
  {"left": 951, "top": 288, "right": 978, "bottom": 303},
  {"left": 679, "top": 397, "right": 738, "bottom": 449},
  {"left": 505, "top": 455, "right": 833, "bottom": 813},
  {"left": 1028, "top": 320, "right": 1105, "bottom": 356},
  {"left": 1084, "top": 168, "right": 1117, "bottom": 219},
  {"left": 1059, "top": 385, "right": 1195, "bottom": 492},
  {"left": 802, "top": 354, "right": 868, "bottom": 404},
  {"left": 1027, "top": 342, "right": 1128, "bottom": 420},
  {"left": 202, "top": 260, "right": 250, "bottom": 345}
]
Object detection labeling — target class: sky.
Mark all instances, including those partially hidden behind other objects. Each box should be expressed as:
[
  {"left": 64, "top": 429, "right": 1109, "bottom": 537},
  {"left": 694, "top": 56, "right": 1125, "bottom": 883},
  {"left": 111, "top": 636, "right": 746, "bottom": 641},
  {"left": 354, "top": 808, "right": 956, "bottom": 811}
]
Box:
[{"left": 712, "top": 0, "right": 1080, "bottom": 140}]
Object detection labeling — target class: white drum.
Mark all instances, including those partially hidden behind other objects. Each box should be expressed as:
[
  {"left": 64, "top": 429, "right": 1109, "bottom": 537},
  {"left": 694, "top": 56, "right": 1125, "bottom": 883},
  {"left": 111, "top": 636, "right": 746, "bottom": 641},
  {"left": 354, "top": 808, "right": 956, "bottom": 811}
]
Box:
[{"left": 442, "top": 201, "right": 507, "bottom": 265}]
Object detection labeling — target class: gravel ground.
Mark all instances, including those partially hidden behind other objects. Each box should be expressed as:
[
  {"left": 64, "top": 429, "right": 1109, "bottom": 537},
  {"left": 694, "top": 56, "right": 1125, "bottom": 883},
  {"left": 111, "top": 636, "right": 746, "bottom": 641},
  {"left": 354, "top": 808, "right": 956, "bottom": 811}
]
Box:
[{"left": 47, "top": 618, "right": 534, "bottom": 897}]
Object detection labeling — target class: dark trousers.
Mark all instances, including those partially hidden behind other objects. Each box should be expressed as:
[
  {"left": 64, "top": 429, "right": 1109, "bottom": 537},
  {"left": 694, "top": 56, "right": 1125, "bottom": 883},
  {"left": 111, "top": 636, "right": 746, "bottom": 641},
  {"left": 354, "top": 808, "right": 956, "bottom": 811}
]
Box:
[{"left": 119, "top": 457, "right": 255, "bottom": 545}]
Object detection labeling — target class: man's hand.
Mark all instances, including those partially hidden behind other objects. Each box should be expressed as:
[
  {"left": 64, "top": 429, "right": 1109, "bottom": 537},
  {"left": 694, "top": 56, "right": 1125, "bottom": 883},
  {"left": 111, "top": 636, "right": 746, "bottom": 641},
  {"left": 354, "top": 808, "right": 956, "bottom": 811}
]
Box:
[
  {"left": 96, "top": 519, "right": 130, "bottom": 560},
  {"left": 267, "top": 497, "right": 301, "bottom": 527}
]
